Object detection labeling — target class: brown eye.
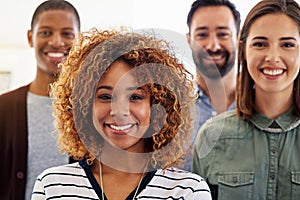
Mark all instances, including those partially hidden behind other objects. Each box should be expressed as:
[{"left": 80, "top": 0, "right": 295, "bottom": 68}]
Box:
[
  {"left": 217, "top": 32, "right": 230, "bottom": 38},
  {"left": 253, "top": 42, "right": 266, "bottom": 48},
  {"left": 129, "top": 94, "right": 144, "bottom": 101},
  {"left": 282, "top": 42, "right": 295, "bottom": 48},
  {"left": 38, "top": 30, "right": 51, "bottom": 37},
  {"left": 97, "top": 94, "right": 112, "bottom": 102},
  {"left": 62, "top": 31, "right": 75, "bottom": 39},
  {"left": 196, "top": 33, "right": 208, "bottom": 39}
]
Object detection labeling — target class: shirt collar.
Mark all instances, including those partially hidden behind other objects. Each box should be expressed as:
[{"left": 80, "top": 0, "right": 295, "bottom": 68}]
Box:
[
  {"left": 250, "top": 108, "right": 300, "bottom": 133},
  {"left": 196, "top": 85, "right": 236, "bottom": 110}
]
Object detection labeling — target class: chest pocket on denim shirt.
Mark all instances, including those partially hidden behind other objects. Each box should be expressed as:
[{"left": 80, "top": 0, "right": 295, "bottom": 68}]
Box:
[
  {"left": 291, "top": 171, "right": 300, "bottom": 200},
  {"left": 217, "top": 172, "right": 254, "bottom": 200}
]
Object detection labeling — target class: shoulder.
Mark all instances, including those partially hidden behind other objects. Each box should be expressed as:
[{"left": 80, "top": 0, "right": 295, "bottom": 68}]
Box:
[
  {"left": 32, "top": 162, "right": 99, "bottom": 199},
  {"left": 140, "top": 168, "right": 211, "bottom": 199},
  {"left": 0, "top": 85, "right": 30, "bottom": 121},
  {"left": 206, "top": 110, "right": 237, "bottom": 124},
  {"left": 200, "top": 110, "right": 251, "bottom": 138},
  {"left": 193, "top": 110, "right": 251, "bottom": 159},
  {"left": 155, "top": 168, "right": 211, "bottom": 192},
  {"left": 157, "top": 167, "right": 205, "bottom": 181},
  {"left": 198, "top": 110, "right": 238, "bottom": 131},
  {"left": 0, "top": 85, "right": 29, "bottom": 104},
  {"left": 0, "top": 85, "right": 29, "bottom": 98},
  {"left": 36, "top": 162, "right": 84, "bottom": 182}
]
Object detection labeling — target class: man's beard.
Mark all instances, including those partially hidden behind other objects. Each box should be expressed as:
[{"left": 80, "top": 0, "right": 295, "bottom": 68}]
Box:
[{"left": 192, "top": 49, "right": 235, "bottom": 79}]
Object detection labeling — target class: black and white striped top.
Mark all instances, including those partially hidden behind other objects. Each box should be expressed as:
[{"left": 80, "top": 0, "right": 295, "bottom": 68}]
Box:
[{"left": 31, "top": 160, "right": 211, "bottom": 200}]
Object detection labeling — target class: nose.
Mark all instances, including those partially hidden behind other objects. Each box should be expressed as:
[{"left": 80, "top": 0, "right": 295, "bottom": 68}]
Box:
[
  {"left": 265, "top": 46, "right": 281, "bottom": 63},
  {"left": 110, "top": 100, "right": 130, "bottom": 117},
  {"left": 48, "top": 33, "right": 65, "bottom": 47},
  {"left": 206, "top": 35, "right": 221, "bottom": 52}
]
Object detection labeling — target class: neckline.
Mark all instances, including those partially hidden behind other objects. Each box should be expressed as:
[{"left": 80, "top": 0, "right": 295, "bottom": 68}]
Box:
[{"left": 79, "top": 159, "right": 156, "bottom": 199}]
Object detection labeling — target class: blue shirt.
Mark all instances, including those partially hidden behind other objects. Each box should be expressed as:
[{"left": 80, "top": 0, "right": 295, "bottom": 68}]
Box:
[{"left": 183, "top": 87, "right": 235, "bottom": 171}]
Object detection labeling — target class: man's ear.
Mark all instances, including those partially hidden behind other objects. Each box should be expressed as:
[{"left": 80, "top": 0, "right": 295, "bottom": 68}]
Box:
[
  {"left": 27, "top": 30, "right": 33, "bottom": 47},
  {"left": 186, "top": 33, "right": 191, "bottom": 46}
]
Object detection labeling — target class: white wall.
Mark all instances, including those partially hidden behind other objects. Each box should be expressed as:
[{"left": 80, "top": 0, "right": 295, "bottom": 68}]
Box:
[{"left": 0, "top": 0, "right": 261, "bottom": 94}]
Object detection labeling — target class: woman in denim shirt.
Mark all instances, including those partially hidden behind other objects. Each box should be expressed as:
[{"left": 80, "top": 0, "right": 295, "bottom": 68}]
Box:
[{"left": 192, "top": 0, "right": 300, "bottom": 199}]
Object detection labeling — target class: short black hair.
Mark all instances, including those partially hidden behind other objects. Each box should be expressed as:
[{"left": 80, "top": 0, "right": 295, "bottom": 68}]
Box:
[
  {"left": 30, "top": 0, "right": 80, "bottom": 30},
  {"left": 187, "top": 0, "right": 241, "bottom": 35}
]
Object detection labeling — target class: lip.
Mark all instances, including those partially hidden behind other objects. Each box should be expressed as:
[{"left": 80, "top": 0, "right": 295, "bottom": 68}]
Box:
[
  {"left": 44, "top": 50, "right": 68, "bottom": 63},
  {"left": 203, "top": 54, "right": 225, "bottom": 64},
  {"left": 105, "top": 123, "right": 137, "bottom": 135},
  {"left": 259, "top": 66, "right": 286, "bottom": 80}
]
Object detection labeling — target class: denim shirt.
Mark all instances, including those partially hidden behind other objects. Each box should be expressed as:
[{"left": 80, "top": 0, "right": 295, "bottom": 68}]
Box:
[
  {"left": 183, "top": 87, "right": 235, "bottom": 171},
  {"left": 193, "top": 109, "right": 300, "bottom": 200}
]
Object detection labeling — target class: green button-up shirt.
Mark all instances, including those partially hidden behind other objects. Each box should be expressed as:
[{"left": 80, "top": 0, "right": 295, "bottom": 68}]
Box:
[{"left": 192, "top": 109, "right": 300, "bottom": 200}]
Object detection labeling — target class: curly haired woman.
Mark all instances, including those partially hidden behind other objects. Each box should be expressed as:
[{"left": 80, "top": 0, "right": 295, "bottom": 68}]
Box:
[{"left": 31, "top": 28, "right": 212, "bottom": 200}]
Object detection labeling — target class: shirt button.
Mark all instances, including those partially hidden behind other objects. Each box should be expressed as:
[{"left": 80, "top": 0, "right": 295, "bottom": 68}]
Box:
[
  {"left": 16, "top": 171, "right": 24, "bottom": 179},
  {"left": 232, "top": 176, "right": 238, "bottom": 183},
  {"left": 270, "top": 172, "right": 275, "bottom": 180},
  {"left": 271, "top": 147, "right": 277, "bottom": 154}
]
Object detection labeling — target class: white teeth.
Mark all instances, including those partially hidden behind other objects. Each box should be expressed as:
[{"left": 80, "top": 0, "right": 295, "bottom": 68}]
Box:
[
  {"left": 262, "top": 68, "right": 284, "bottom": 76},
  {"left": 210, "top": 55, "right": 223, "bottom": 60},
  {"left": 109, "top": 124, "right": 134, "bottom": 131},
  {"left": 47, "top": 52, "right": 64, "bottom": 58},
  {"left": 204, "top": 55, "right": 223, "bottom": 60}
]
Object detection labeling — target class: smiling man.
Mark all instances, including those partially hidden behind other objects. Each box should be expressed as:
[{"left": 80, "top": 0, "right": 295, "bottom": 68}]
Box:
[
  {"left": 0, "top": 1, "right": 80, "bottom": 199},
  {"left": 183, "top": 0, "right": 241, "bottom": 171}
]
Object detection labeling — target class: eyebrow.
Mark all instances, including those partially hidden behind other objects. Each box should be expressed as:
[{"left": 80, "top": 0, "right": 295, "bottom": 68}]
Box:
[
  {"left": 280, "top": 37, "right": 297, "bottom": 41},
  {"left": 38, "top": 26, "right": 75, "bottom": 31},
  {"left": 127, "top": 86, "right": 145, "bottom": 92},
  {"left": 252, "top": 36, "right": 297, "bottom": 41},
  {"left": 195, "top": 26, "right": 230, "bottom": 31},
  {"left": 96, "top": 86, "right": 112, "bottom": 91},
  {"left": 37, "top": 26, "right": 52, "bottom": 30},
  {"left": 96, "top": 86, "right": 144, "bottom": 91},
  {"left": 62, "top": 27, "right": 76, "bottom": 31}
]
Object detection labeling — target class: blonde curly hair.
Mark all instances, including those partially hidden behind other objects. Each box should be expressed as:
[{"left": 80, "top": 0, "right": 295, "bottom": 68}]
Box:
[{"left": 51, "top": 28, "right": 196, "bottom": 169}]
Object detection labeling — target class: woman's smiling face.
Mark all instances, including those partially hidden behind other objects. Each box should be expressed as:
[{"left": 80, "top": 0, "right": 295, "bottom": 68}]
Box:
[
  {"left": 245, "top": 13, "right": 300, "bottom": 95},
  {"left": 93, "top": 61, "right": 151, "bottom": 153}
]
